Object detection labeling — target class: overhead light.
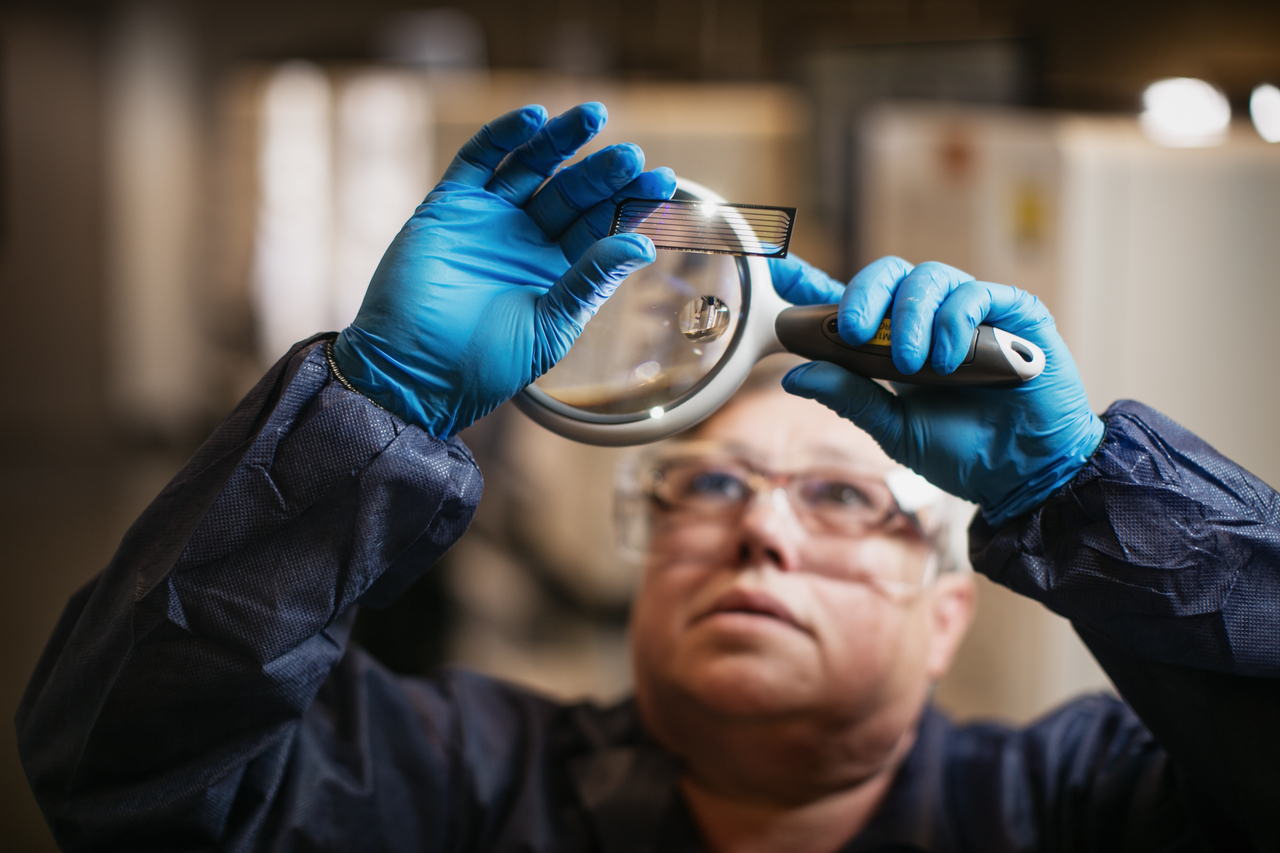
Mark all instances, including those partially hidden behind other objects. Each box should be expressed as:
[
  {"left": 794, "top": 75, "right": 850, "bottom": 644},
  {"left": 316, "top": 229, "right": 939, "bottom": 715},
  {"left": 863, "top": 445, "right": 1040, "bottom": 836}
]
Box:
[
  {"left": 1250, "top": 84, "right": 1280, "bottom": 143},
  {"left": 1140, "top": 78, "right": 1231, "bottom": 148}
]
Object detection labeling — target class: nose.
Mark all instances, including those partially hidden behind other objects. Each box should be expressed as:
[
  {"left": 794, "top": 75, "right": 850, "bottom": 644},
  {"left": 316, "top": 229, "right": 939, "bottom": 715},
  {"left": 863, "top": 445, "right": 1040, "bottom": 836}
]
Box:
[{"left": 734, "top": 486, "right": 804, "bottom": 572}]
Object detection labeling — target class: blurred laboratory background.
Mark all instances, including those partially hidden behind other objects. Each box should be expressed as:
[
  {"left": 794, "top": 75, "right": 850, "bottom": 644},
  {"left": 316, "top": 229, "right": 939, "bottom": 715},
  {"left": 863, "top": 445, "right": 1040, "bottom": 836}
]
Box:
[{"left": 4, "top": 0, "right": 1280, "bottom": 847}]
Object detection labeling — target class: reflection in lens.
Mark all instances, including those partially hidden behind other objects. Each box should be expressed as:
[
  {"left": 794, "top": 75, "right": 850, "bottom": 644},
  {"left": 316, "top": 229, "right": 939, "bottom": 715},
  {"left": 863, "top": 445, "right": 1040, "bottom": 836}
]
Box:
[
  {"left": 634, "top": 360, "right": 661, "bottom": 380},
  {"left": 679, "top": 295, "right": 731, "bottom": 342},
  {"left": 534, "top": 249, "right": 743, "bottom": 416}
]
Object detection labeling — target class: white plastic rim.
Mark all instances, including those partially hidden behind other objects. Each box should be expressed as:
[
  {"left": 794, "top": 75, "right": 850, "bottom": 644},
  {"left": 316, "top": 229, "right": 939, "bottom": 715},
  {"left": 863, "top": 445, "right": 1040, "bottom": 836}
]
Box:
[
  {"left": 991, "top": 327, "right": 1046, "bottom": 381},
  {"left": 514, "top": 177, "right": 788, "bottom": 446}
]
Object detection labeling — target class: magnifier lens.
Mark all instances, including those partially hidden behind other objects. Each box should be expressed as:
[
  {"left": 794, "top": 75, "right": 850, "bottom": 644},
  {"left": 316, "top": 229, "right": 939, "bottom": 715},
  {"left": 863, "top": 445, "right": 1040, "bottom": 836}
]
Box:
[
  {"left": 533, "top": 249, "right": 744, "bottom": 416},
  {"left": 679, "top": 295, "right": 731, "bottom": 342}
]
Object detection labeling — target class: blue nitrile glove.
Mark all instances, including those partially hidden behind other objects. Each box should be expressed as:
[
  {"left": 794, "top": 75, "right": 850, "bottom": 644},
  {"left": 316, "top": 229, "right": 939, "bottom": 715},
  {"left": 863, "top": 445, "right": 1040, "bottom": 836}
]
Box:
[
  {"left": 769, "top": 255, "right": 1105, "bottom": 528},
  {"left": 332, "top": 102, "right": 677, "bottom": 438}
]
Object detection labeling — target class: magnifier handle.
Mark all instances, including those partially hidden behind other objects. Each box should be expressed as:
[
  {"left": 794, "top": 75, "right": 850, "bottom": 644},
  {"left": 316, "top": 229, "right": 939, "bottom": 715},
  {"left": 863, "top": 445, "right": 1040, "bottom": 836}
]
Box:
[{"left": 775, "top": 304, "right": 1045, "bottom": 386}]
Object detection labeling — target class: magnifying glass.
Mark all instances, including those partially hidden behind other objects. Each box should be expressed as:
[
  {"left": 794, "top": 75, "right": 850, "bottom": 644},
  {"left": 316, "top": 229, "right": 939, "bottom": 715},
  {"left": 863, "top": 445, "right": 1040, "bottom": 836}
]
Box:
[{"left": 514, "top": 178, "right": 1044, "bottom": 446}]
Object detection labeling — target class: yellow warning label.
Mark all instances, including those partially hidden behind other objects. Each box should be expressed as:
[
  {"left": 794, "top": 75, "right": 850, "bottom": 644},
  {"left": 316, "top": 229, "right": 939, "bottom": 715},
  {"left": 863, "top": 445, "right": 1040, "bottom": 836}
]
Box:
[{"left": 870, "top": 317, "right": 891, "bottom": 346}]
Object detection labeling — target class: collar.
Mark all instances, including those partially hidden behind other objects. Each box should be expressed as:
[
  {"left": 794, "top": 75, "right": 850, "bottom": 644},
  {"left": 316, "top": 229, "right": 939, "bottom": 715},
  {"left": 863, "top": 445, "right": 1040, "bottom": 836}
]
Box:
[
  {"left": 838, "top": 706, "right": 957, "bottom": 853},
  {"left": 566, "top": 699, "right": 692, "bottom": 853},
  {"left": 568, "top": 702, "right": 957, "bottom": 853}
]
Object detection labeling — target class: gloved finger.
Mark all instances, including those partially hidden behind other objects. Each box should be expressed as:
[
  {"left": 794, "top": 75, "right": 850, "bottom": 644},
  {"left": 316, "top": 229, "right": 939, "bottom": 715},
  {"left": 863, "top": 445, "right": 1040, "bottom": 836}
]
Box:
[
  {"left": 439, "top": 105, "right": 548, "bottom": 188},
  {"left": 533, "top": 233, "right": 657, "bottom": 373},
  {"left": 525, "top": 143, "right": 647, "bottom": 239},
  {"left": 487, "top": 102, "right": 609, "bottom": 207},
  {"left": 930, "top": 279, "right": 991, "bottom": 374},
  {"left": 557, "top": 167, "right": 676, "bottom": 264},
  {"left": 768, "top": 256, "right": 845, "bottom": 305},
  {"left": 930, "top": 280, "right": 1056, "bottom": 375},
  {"left": 837, "top": 256, "right": 914, "bottom": 345},
  {"left": 782, "top": 362, "right": 906, "bottom": 463},
  {"left": 889, "top": 261, "right": 975, "bottom": 375},
  {"left": 968, "top": 281, "right": 1055, "bottom": 339}
]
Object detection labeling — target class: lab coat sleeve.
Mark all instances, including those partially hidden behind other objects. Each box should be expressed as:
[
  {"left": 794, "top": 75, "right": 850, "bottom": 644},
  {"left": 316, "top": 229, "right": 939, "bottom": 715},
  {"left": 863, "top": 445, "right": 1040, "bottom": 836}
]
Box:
[
  {"left": 969, "top": 399, "right": 1280, "bottom": 847},
  {"left": 15, "top": 336, "right": 484, "bottom": 851}
]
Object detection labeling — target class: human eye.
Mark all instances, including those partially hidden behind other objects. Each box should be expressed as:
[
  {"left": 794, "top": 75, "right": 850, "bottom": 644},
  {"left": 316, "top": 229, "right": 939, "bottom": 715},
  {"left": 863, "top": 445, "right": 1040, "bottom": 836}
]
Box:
[
  {"left": 685, "top": 468, "right": 748, "bottom": 503},
  {"left": 649, "top": 456, "right": 751, "bottom": 512},
  {"left": 799, "top": 477, "right": 874, "bottom": 509}
]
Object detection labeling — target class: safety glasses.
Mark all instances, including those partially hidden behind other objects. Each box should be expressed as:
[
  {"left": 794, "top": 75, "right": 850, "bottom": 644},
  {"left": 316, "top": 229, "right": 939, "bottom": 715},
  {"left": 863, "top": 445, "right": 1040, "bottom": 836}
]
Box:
[
  {"left": 625, "top": 441, "right": 945, "bottom": 597},
  {"left": 643, "top": 447, "right": 911, "bottom": 537}
]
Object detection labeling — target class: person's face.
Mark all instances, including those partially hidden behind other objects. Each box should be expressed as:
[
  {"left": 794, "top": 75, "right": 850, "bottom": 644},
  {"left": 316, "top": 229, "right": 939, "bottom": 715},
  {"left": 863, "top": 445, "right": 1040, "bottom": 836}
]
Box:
[{"left": 630, "top": 387, "right": 974, "bottom": 745}]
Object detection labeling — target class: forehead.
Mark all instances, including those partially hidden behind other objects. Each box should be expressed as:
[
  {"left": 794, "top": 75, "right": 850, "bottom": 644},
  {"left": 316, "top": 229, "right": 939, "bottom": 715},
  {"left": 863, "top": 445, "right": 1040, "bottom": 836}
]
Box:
[{"left": 694, "top": 386, "right": 898, "bottom": 473}]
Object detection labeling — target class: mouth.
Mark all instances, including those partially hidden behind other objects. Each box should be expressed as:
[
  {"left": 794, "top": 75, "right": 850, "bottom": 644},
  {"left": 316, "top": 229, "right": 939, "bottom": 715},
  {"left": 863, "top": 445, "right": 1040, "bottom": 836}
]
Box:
[{"left": 696, "top": 588, "right": 808, "bottom": 633}]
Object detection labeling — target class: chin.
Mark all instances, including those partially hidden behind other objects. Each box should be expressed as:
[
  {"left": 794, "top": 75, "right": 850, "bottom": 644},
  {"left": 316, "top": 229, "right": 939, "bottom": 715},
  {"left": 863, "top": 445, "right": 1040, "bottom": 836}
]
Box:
[{"left": 675, "top": 649, "right": 822, "bottom": 718}]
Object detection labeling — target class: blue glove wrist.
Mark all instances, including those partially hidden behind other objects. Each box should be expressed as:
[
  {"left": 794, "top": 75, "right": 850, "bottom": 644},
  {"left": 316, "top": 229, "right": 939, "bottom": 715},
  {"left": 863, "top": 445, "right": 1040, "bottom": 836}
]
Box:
[
  {"left": 981, "top": 411, "right": 1106, "bottom": 527},
  {"left": 334, "top": 326, "right": 454, "bottom": 436}
]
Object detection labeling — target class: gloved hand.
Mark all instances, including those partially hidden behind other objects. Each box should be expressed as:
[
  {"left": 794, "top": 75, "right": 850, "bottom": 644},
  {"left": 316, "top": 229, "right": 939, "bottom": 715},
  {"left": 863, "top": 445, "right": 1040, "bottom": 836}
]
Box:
[
  {"left": 333, "top": 102, "right": 676, "bottom": 438},
  {"left": 768, "top": 255, "right": 1105, "bottom": 527}
]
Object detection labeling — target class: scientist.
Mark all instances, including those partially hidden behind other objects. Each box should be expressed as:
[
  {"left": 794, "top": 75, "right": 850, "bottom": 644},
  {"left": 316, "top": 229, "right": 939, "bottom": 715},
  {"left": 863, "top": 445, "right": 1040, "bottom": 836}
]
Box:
[{"left": 18, "top": 103, "right": 1280, "bottom": 852}]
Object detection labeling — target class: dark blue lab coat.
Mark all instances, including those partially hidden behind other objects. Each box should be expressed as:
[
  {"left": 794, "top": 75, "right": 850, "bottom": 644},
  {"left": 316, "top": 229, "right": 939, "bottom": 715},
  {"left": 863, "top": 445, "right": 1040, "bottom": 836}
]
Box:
[{"left": 16, "top": 337, "right": 1280, "bottom": 851}]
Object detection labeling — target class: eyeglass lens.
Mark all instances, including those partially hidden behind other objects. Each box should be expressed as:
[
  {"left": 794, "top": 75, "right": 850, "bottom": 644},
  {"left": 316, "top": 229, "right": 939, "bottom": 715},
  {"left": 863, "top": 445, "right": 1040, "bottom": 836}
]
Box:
[
  {"left": 640, "top": 452, "right": 934, "bottom": 595},
  {"left": 648, "top": 456, "right": 900, "bottom": 537}
]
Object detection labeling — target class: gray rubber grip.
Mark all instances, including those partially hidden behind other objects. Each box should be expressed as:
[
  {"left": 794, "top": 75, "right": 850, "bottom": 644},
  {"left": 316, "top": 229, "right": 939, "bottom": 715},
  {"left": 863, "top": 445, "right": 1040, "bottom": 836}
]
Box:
[{"left": 775, "top": 304, "right": 1043, "bottom": 386}]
